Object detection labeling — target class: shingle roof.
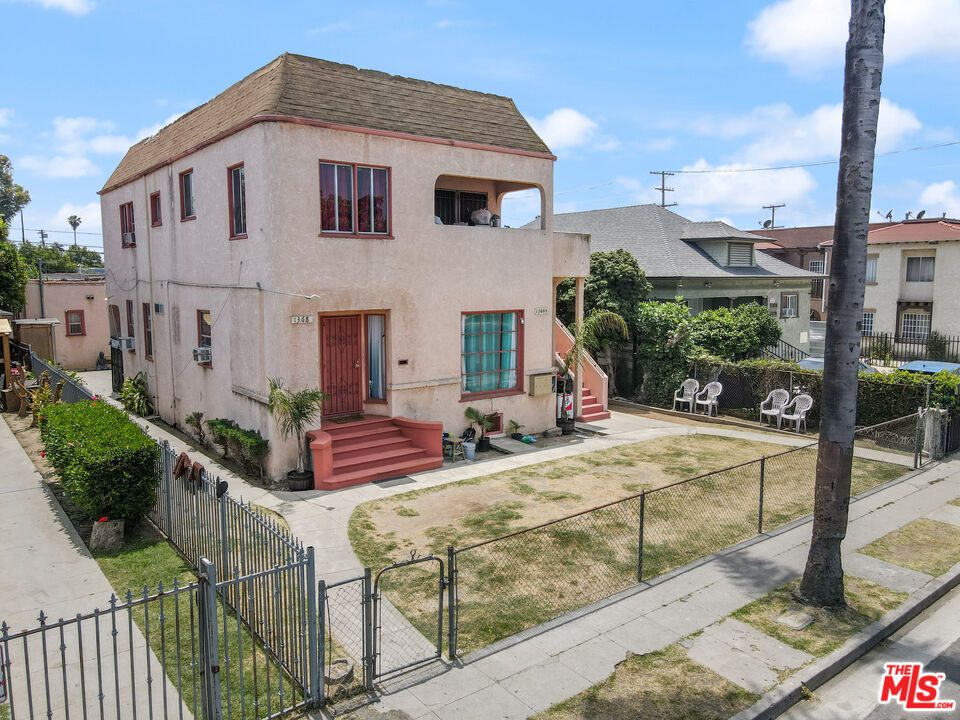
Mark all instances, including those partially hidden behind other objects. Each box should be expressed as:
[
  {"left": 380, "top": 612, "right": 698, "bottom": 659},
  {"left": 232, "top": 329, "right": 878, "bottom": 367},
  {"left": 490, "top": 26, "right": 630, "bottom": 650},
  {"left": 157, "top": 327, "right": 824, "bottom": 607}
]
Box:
[
  {"left": 530, "top": 204, "right": 816, "bottom": 279},
  {"left": 749, "top": 222, "right": 894, "bottom": 249},
  {"left": 101, "top": 53, "right": 550, "bottom": 193}
]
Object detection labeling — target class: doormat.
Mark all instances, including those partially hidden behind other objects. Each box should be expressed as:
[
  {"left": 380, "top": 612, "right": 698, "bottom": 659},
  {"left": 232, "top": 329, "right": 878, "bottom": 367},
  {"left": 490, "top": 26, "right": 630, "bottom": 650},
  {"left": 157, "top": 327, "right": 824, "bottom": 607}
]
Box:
[{"left": 328, "top": 415, "right": 367, "bottom": 424}]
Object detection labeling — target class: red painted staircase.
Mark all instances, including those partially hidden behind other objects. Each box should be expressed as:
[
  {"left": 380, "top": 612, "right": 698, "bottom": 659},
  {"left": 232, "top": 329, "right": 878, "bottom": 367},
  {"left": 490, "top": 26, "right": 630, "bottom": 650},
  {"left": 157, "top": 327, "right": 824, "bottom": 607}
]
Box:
[
  {"left": 307, "top": 417, "right": 443, "bottom": 490},
  {"left": 579, "top": 392, "right": 611, "bottom": 423}
]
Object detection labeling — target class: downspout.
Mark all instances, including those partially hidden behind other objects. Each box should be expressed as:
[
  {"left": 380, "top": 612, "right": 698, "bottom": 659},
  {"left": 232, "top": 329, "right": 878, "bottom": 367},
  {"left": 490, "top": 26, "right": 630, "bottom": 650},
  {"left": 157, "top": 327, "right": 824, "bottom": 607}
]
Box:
[
  {"left": 143, "top": 178, "right": 159, "bottom": 414},
  {"left": 165, "top": 166, "right": 179, "bottom": 425}
]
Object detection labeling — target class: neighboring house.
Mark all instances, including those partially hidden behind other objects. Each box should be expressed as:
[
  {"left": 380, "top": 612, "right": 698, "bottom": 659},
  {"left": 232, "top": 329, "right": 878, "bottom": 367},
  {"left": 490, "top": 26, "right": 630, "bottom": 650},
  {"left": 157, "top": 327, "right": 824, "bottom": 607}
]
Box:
[
  {"left": 821, "top": 218, "right": 960, "bottom": 340},
  {"left": 14, "top": 271, "right": 109, "bottom": 370},
  {"left": 541, "top": 205, "right": 815, "bottom": 351},
  {"left": 750, "top": 222, "right": 893, "bottom": 320},
  {"left": 100, "top": 53, "right": 590, "bottom": 488}
]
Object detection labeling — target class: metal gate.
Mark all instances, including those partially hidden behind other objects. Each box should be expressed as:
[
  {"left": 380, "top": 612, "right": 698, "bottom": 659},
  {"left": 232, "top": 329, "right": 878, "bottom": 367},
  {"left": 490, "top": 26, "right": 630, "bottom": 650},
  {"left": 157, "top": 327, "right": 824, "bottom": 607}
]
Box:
[
  {"left": 373, "top": 555, "right": 445, "bottom": 678},
  {"left": 110, "top": 344, "right": 124, "bottom": 392}
]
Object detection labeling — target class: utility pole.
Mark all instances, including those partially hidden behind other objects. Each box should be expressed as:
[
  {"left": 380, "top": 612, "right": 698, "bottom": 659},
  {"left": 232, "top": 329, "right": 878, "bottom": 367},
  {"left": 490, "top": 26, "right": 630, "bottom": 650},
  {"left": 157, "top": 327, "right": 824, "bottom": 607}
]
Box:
[
  {"left": 37, "top": 258, "right": 45, "bottom": 317},
  {"left": 37, "top": 228, "right": 48, "bottom": 248},
  {"left": 19, "top": 209, "right": 25, "bottom": 242},
  {"left": 650, "top": 170, "right": 678, "bottom": 208},
  {"left": 763, "top": 203, "right": 785, "bottom": 229}
]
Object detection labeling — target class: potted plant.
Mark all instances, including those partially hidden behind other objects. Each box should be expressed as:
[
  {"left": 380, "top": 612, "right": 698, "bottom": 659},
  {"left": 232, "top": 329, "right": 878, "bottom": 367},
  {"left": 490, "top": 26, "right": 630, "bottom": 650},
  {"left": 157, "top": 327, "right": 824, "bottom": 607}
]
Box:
[
  {"left": 507, "top": 419, "right": 524, "bottom": 440},
  {"left": 557, "top": 310, "right": 629, "bottom": 435},
  {"left": 267, "top": 378, "right": 329, "bottom": 491},
  {"left": 465, "top": 406, "right": 493, "bottom": 452}
]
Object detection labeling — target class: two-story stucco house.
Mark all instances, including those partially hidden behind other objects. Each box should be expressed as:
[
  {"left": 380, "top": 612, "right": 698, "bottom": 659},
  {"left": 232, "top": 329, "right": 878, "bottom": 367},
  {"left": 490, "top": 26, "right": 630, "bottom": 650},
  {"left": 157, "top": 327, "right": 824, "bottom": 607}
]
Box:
[{"left": 101, "top": 54, "right": 590, "bottom": 488}]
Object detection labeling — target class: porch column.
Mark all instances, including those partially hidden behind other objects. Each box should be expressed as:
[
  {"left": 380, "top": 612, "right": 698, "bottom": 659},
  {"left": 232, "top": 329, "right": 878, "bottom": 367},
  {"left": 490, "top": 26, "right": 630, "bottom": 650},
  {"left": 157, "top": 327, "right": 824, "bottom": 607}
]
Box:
[{"left": 574, "top": 276, "right": 585, "bottom": 420}]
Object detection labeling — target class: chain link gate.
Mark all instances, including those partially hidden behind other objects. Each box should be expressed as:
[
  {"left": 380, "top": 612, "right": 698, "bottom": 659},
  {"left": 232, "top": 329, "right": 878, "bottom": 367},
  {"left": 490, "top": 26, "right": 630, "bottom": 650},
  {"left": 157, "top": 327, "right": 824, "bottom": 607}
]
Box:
[{"left": 373, "top": 556, "right": 445, "bottom": 679}]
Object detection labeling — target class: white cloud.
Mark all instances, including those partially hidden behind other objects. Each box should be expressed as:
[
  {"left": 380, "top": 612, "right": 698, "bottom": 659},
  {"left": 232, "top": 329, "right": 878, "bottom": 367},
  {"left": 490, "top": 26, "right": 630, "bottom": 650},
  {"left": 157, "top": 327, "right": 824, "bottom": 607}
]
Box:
[
  {"left": 747, "top": 0, "right": 960, "bottom": 72},
  {"left": 135, "top": 112, "right": 185, "bottom": 142},
  {"left": 42, "top": 201, "right": 102, "bottom": 236},
  {"left": 919, "top": 181, "right": 960, "bottom": 217},
  {"left": 669, "top": 160, "right": 818, "bottom": 214},
  {"left": 0, "top": 109, "right": 12, "bottom": 126},
  {"left": 642, "top": 137, "right": 677, "bottom": 152},
  {"left": 528, "top": 108, "right": 598, "bottom": 152},
  {"left": 19, "top": 155, "right": 98, "bottom": 178},
  {"left": 500, "top": 188, "right": 543, "bottom": 227},
  {"left": 17, "top": 0, "right": 94, "bottom": 13}
]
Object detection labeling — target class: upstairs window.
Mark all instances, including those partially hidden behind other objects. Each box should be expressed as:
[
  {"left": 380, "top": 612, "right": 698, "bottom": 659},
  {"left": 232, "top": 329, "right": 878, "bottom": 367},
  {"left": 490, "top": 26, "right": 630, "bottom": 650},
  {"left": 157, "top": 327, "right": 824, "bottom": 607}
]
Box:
[
  {"left": 808, "top": 259, "right": 825, "bottom": 274},
  {"left": 142, "top": 303, "right": 153, "bottom": 359},
  {"left": 180, "top": 169, "right": 196, "bottom": 220},
  {"left": 866, "top": 256, "right": 878, "bottom": 283},
  {"left": 228, "top": 163, "right": 246, "bottom": 238},
  {"left": 727, "top": 242, "right": 753, "bottom": 267},
  {"left": 120, "top": 202, "right": 136, "bottom": 247},
  {"left": 435, "top": 189, "right": 488, "bottom": 225},
  {"left": 780, "top": 293, "right": 798, "bottom": 318},
  {"left": 906, "top": 256, "right": 935, "bottom": 282},
  {"left": 150, "top": 191, "right": 162, "bottom": 227},
  {"left": 65, "top": 310, "right": 85, "bottom": 336},
  {"left": 319, "top": 161, "right": 390, "bottom": 235}
]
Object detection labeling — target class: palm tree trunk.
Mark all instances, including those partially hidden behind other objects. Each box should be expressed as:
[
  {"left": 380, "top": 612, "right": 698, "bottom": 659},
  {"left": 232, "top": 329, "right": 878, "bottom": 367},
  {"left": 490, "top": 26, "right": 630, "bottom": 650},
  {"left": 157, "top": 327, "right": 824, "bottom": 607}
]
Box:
[{"left": 797, "top": 0, "right": 885, "bottom": 608}]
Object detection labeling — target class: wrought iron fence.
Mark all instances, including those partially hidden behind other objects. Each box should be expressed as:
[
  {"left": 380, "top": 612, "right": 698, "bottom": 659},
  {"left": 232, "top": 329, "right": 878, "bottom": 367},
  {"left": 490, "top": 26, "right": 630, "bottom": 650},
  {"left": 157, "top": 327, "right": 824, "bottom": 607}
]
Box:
[
  {"left": 29, "top": 351, "right": 95, "bottom": 404},
  {"left": 447, "top": 415, "right": 925, "bottom": 656},
  {"left": 762, "top": 338, "right": 810, "bottom": 363},
  {"left": 861, "top": 332, "right": 960, "bottom": 365}
]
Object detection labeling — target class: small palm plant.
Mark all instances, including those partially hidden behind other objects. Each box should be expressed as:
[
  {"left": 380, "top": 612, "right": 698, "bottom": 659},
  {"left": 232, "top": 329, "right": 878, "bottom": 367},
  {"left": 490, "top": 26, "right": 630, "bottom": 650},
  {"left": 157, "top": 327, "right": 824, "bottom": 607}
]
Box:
[
  {"left": 267, "top": 378, "right": 329, "bottom": 476},
  {"left": 464, "top": 406, "right": 493, "bottom": 443},
  {"left": 558, "top": 310, "right": 629, "bottom": 423}
]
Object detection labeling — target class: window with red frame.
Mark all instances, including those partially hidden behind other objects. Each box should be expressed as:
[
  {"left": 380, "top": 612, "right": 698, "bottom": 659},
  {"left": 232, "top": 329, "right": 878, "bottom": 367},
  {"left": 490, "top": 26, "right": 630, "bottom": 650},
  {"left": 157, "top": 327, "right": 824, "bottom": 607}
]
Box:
[
  {"left": 150, "top": 192, "right": 162, "bottom": 227},
  {"left": 126, "top": 299, "right": 135, "bottom": 341},
  {"left": 65, "top": 310, "right": 85, "bottom": 336},
  {"left": 197, "top": 310, "right": 212, "bottom": 365},
  {"left": 228, "top": 164, "right": 246, "bottom": 238},
  {"left": 180, "top": 169, "right": 195, "bottom": 220},
  {"left": 319, "top": 162, "right": 389, "bottom": 235},
  {"left": 461, "top": 311, "right": 521, "bottom": 396},
  {"left": 120, "top": 202, "right": 136, "bottom": 247},
  {"left": 142, "top": 303, "right": 153, "bottom": 359}
]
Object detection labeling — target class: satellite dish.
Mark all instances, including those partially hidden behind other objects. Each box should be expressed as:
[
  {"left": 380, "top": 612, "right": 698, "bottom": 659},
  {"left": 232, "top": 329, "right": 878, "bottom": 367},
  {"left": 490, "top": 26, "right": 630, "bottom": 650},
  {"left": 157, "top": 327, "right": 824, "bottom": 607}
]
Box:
[
  {"left": 917, "top": 210, "right": 926, "bottom": 219},
  {"left": 763, "top": 219, "right": 772, "bottom": 229},
  {"left": 885, "top": 210, "right": 893, "bottom": 221}
]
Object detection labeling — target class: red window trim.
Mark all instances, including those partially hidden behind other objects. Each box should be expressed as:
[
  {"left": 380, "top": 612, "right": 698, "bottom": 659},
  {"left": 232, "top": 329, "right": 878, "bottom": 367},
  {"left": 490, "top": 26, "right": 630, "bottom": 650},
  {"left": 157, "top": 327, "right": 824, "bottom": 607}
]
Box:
[
  {"left": 120, "top": 201, "right": 136, "bottom": 247},
  {"left": 459, "top": 309, "right": 524, "bottom": 401},
  {"left": 64, "top": 309, "right": 86, "bottom": 336},
  {"left": 149, "top": 191, "right": 162, "bottom": 227},
  {"left": 227, "top": 162, "right": 247, "bottom": 240},
  {"left": 125, "top": 299, "right": 136, "bottom": 351},
  {"left": 364, "top": 313, "right": 388, "bottom": 404},
  {"left": 318, "top": 159, "right": 393, "bottom": 238},
  {"left": 142, "top": 302, "right": 153, "bottom": 360},
  {"left": 197, "top": 309, "right": 212, "bottom": 368},
  {"left": 179, "top": 168, "right": 196, "bottom": 221}
]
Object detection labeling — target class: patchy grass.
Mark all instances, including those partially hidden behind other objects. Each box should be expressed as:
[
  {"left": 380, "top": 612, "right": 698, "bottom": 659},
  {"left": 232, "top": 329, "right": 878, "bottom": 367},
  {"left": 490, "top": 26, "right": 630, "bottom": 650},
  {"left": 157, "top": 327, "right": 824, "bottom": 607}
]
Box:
[
  {"left": 860, "top": 518, "right": 960, "bottom": 577},
  {"left": 949, "top": 496, "right": 960, "bottom": 508},
  {"left": 532, "top": 644, "right": 758, "bottom": 720},
  {"left": 734, "top": 577, "right": 907, "bottom": 657},
  {"left": 348, "top": 435, "right": 905, "bottom": 654}
]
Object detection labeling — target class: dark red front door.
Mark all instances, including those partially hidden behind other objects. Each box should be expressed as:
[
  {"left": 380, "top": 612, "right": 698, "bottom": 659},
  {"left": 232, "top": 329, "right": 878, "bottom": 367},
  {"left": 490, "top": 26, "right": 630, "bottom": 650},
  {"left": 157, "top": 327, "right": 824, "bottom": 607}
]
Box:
[{"left": 321, "top": 315, "right": 363, "bottom": 417}]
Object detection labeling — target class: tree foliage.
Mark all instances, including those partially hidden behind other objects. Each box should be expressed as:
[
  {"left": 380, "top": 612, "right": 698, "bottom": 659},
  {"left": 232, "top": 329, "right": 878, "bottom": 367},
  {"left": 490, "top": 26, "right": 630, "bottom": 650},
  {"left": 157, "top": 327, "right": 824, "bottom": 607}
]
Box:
[
  {"left": 633, "top": 300, "right": 694, "bottom": 404},
  {"left": 690, "top": 303, "right": 782, "bottom": 360},
  {"left": 0, "top": 155, "right": 30, "bottom": 222},
  {"left": 18, "top": 239, "right": 103, "bottom": 276},
  {"left": 0, "top": 218, "right": 28, "bottom": 313},
  {"left": 557, "top": 250, "right": 651, "bottom": 329}
]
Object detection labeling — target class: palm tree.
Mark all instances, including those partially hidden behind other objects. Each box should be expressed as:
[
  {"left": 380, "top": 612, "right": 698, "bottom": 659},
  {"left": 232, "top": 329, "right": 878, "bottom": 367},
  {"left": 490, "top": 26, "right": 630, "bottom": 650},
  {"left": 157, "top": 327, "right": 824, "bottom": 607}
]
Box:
[
  {"left": 267, "top": 378, "right": 329, "bottom": 475},
  {"left": 67, "top": 215, "right": 81, "bottom": 245},
  {"left": 558, "top": 310, "right": 629, "bottom": 422},
  {"left": 797, "top": 0, "right": 885, "bottom": 609}
]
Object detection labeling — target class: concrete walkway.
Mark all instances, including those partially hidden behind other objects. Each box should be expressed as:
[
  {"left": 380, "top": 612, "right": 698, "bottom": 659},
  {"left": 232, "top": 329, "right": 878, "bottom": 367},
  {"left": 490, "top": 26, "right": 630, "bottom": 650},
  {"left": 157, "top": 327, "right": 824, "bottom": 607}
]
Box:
[{"left": 0, "top": 416, "right": 192, "bottom": 718}]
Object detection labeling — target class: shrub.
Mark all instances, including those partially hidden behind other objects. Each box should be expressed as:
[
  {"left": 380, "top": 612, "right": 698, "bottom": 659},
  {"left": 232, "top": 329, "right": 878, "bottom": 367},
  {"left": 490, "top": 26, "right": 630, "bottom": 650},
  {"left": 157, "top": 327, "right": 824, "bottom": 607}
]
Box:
[
  {"left": 690, "top": 303, "right": 782, "bottom": 360},
  {"left": 184, "top": 411, "right": 206, "bottom": 444},
  {"left": 633, "top": 300, "right": 694, "bottom": 405},
  {"left": 39, "top": 400, "right": 158, "bottom": 525},
  {"left": 206, "top": 417, "right": 269, "bottom": 475},
  {"left": 120, "top": 371, "right": 153, "bottom": 416}
]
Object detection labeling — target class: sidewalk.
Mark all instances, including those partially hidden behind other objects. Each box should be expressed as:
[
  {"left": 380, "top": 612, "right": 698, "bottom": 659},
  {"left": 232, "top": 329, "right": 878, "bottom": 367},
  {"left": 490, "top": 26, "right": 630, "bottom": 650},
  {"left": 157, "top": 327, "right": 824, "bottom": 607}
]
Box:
[{"left": 0, "top": 416, "right": 191, "bottom": 718}]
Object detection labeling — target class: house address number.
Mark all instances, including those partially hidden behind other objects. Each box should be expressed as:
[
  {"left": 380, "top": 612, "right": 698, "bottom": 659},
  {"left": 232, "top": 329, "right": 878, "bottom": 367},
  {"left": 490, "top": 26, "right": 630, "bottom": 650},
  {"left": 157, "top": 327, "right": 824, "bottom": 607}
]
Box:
[
  {"left": 290, "top": 315, "right": 313, "bottom": 324},
  {"left": 534, "top": 307, "right": 550, "bottom": 315}
]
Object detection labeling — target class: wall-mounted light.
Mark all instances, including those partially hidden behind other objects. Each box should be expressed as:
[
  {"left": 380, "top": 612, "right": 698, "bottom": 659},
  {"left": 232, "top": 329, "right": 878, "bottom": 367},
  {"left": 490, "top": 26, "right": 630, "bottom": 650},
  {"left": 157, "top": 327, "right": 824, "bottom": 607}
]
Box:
[
  {"left": 704, "top": 282, "right": 712, "bottom": 288},
  {"left": 86, "top": 295, "right": 95, "bottom": 300}
]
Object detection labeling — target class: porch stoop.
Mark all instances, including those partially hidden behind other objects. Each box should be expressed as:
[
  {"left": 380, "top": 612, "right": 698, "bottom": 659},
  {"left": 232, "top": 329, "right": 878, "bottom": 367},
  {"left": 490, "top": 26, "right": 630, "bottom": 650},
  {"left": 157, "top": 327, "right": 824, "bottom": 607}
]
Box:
[
  {"left": 578, "top": 392, "right": 611, "bottom": 423},
  {"left": 307, "top": 416, "right": 443, "bottom": 490}
]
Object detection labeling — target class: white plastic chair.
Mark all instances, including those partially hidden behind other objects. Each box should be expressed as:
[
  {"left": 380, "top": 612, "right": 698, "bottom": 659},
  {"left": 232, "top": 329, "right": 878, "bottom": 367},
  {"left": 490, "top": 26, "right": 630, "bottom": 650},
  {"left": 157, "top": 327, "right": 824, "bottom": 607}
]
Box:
[
  {"left": 695, "top": 381, "right": 723, "bottom": 417},
  {"left": 779, "top": 394, "right": 813, "bottom": 433},
  {"left": 673, "top": 379, "right": 700, "bottom": 413},
  {"left": 760, "top": 389, "right": 790, "bottom": 427}
]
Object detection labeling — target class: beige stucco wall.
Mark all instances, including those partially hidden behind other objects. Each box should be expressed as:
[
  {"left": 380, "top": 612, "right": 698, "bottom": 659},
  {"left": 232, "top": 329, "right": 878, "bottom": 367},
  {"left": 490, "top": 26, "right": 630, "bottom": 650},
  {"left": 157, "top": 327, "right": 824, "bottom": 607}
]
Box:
[
  {"left": 23, "top": 279, "right": 110, "bottom": 370},
  {"left": 103, "top": 120, "right": 587, "bottom": 479}
]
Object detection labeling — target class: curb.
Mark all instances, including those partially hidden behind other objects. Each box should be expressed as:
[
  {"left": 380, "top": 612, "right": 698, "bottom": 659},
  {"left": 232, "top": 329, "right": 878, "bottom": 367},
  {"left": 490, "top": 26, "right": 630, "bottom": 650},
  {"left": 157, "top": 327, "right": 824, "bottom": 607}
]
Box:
[{"left": 730, "top": 559, "right": 960, "bottom": 720}]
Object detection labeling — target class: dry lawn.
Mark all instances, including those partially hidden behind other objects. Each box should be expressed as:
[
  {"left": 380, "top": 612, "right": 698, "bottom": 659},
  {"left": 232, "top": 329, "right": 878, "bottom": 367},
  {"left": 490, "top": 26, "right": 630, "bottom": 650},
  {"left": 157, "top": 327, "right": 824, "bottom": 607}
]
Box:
[
  {"left": 532, "top": 644, "right": 758, "bottom": 720},
  {"left": 860, "top": 518, "right": 960, "bottom": 577},
  {"left": 733, "top": 576, "right": 907, "bottom": 657},
  {"left": 949, "top": 496, "right": 960, "bottom": 508}
]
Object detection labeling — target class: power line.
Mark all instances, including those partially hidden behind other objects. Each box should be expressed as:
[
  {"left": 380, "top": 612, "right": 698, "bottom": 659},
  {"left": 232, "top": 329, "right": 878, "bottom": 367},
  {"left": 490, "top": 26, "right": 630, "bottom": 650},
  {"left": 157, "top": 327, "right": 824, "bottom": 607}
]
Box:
[{"left": 22, "top": 227, "right": 103, "bottom": 236}]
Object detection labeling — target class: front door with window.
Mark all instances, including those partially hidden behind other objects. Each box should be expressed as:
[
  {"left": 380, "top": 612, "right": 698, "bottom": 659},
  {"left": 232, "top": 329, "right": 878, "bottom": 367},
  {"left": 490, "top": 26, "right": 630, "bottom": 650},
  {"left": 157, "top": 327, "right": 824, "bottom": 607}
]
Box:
[{"left": 320, "top": 315, "right": 363, "bottom": 417}]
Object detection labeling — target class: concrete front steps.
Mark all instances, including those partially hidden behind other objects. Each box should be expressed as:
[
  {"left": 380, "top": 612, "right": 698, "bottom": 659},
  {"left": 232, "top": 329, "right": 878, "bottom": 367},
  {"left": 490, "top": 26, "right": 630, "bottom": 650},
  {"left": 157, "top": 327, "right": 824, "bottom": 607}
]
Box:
[
  {"left": 577, "top": 392, "right": 611, "bottom": 423},
  {"left": 307, "top": 416, "right": 443, "bottom": 490}
]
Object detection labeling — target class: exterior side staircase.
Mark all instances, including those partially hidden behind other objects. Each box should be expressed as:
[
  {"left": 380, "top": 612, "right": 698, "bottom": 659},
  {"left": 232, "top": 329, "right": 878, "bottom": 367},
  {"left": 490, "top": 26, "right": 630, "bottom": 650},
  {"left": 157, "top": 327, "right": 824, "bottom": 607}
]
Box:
[{"left": 554, "top": 318, "right": 611, "bottom": 423}]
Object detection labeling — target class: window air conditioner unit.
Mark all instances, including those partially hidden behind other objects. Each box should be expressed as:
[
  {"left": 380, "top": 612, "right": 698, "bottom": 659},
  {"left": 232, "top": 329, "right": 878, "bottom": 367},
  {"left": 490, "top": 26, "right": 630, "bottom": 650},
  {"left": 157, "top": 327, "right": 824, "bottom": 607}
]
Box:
[
  {"left": 109, "top": 337, "right": 121, "bottom": 349},
  {"left": 122, "top": 232, "right": 135, "bottom": 245},
  {"left": 193, "top": 347, "right": 212, "bottom": 364},
  {"left": 123, "top": 336, "right": 136, "bottom": 350}
]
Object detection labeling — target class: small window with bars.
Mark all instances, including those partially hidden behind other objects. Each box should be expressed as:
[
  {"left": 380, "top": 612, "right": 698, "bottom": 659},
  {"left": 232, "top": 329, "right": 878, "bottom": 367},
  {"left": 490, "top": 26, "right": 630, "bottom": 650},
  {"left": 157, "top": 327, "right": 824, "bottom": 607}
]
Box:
[
  {"left": 808, "top": 259, "right": 825, "bottom": 274},
  {"left": 900, "top": 312, "right": 931, "bottom": 339},
  {"left": 862, "top": 311, "right": 875, "bottom": 336},
  {"left": 435, "top": 189, "right": 488, "bottom": 225},
  {"left": 727, "top": 242, "right": 754, "bottom": 267}
]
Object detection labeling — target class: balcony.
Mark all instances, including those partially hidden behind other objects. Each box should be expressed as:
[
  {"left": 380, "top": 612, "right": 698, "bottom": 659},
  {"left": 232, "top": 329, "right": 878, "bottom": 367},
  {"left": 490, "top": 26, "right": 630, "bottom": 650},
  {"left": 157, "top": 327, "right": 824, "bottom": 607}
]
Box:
[{"left": 434, "top": 174, "right": 545, "bottom": 230}]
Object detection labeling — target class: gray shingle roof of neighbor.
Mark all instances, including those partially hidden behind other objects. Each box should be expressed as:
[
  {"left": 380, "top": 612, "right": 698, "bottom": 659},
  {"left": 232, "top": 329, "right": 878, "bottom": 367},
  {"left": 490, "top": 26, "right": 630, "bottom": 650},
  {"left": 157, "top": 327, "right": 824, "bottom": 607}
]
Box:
[
  {"left": 101, "top": 53, "right": 550, "bottom": 193},
  {"left": 529, "top": 204, "right": 818, "bottom": 279}
]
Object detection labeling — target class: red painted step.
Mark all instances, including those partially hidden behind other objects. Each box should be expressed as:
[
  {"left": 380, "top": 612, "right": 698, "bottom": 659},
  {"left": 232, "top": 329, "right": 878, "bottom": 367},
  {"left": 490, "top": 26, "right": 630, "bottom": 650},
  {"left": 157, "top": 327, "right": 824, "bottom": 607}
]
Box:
[
  {"left": 325, "top": 456, "right": 442, "bottom": 490},
  {"left": 333, "top": 446, "right": 429, "bottom": 474}
]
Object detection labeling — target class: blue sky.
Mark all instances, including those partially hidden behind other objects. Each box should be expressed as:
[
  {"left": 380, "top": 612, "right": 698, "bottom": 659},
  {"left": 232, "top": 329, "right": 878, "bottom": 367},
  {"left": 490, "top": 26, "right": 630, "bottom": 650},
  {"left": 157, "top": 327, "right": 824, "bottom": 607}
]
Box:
[{"left": 3, "top": 0, "right": 960, "bottom": 251}]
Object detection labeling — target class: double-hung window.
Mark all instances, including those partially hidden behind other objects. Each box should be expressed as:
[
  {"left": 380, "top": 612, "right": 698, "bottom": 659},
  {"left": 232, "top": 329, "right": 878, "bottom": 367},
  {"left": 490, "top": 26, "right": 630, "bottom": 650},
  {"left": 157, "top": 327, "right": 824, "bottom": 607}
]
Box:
[
  {"left": 150, "top": 192, "right": 162, "bottom": 227},
  {"left": 900, "top": 312, "right": 931, "bottom": 339},
  {"left": 319, "top": 161, "right": 390, "bottom": 235},
  {"left": 906, "top": 256, "right": 935, "bottom": 282},
  {"left": 865, "top": 256, "right": 878, "bottom": 283},
  {"left": 780, "top": 293, "right": 799, "bottom": 318},
  {"left": 180, "top": 169, "right": 196, "bottom": 220},
  {"left": 461, "top": 311, "right": 521, "bottom": 396},
  {"left": 142, "top": 303, "right": 153, "bottom": 359},
  {"left": 126, "top": 299, "right": 135, "bottom": 342},
  {"left": 862, "top": 312, "right": 875, "bottom": 336},
  {"left": 228, "top": 163, "right": 246, "bottom": 238},
  {"left": 65, "top": 310, "right": 85, "bottom": 336},
  {"left": 197, "top": 309, "right": 212, "bottom": 366},
  {"left": 120, "top": 202, "right": 136, "bottom": 247}
]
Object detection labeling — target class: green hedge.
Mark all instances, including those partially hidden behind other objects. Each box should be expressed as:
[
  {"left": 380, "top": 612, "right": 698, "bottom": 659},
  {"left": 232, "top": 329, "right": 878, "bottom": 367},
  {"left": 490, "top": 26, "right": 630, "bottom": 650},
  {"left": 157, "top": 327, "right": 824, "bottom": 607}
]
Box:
[
  {"left": 689, "top": 357, "right": 959, "bottom": 428},
  {"left": 39, "top": 400, "right": 159, "bottom": 524}
]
